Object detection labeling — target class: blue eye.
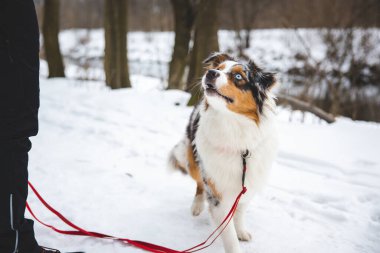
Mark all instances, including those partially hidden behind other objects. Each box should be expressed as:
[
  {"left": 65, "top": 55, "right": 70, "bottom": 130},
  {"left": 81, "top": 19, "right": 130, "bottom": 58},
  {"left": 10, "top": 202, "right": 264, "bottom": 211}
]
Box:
[{"left": 235, "top": 74, "right": 243, "bottom": 80}]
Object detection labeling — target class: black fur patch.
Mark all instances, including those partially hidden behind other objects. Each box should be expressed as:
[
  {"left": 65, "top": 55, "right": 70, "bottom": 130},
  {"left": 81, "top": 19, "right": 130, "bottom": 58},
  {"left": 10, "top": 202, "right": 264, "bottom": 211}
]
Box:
[
  {"left": 207, "top": 191, "right": 220, "bottom": 207},
  {"left": 246, "top": 60, "right": 276, "bottom": 113},
  {"left": 186, "top": 105, "right": 200, "bottom": 158},
  {"left": 248, "top": 60, "right": 276, "bottom": 90}
]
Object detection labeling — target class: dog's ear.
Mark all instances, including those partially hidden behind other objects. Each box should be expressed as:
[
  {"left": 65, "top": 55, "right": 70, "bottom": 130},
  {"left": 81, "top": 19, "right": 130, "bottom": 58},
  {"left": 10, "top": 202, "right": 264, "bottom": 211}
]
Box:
[
  {"left": 203, "top": 52, "right": 235, "bottom": 68},
  {"left": 248, "top": 60, "right": 276, "bottom": 90}
]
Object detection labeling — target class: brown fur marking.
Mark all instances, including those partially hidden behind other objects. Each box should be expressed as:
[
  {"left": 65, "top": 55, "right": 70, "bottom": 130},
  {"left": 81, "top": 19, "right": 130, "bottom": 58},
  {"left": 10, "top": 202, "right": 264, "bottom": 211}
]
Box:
[
  {"left": 231, "top": 65, "right": 248, "bottom": 82},
  {"left": 187, "top": 146, "right": 205, "bottom": 195},
  {"left": 204, "top": 53, "right": 234, "bottom": 69},
  {"left": 195, "top": 182, "right": 204, "bottom": 196},
  {"left": 206, "top": 178, "right": 222, "bottom": 201},
  {"left": 204, "top": 100, "right": 209, "bottom": 111},
  {"left": 217, "top": 63, "right": 226, "bottom": 70},
  {"left": 219, "top": 83, "right": 260, "bottom": 124},
  {"left": 174, "top": 160, "right": 187, "bottom": 174}
]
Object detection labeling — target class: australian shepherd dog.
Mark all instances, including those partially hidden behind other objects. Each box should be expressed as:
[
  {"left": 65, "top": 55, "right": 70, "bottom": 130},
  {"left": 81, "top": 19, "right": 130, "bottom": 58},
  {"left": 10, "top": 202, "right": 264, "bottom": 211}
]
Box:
[{"left": 169, "top": 52, "right": 278, "bottom": 253}]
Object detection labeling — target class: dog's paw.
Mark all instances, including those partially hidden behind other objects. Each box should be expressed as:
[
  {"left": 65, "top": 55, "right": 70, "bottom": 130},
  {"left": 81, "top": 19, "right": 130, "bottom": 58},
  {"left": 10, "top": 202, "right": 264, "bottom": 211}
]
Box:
[
  {"left": 191, "top": 199, "right": 205, "bottom": 216},
  {"left": 237, "top": 230, "right": 252, "bottom": 241}
]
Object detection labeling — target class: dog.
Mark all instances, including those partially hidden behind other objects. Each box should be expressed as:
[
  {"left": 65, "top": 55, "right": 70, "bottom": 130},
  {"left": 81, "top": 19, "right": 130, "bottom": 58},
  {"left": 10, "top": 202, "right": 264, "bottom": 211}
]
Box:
[{"left": 169, "top": 52, "right": 278, "bottom": 253}]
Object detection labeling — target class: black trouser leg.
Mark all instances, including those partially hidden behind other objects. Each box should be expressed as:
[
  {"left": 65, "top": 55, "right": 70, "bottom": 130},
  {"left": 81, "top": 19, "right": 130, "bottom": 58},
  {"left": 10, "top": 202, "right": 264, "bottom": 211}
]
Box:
[
  {"left": 0, "top": 138, "right": 40, "bottom": 253},
  {"left": 1, "top": 0, "right": 40, "bottom": 252}
]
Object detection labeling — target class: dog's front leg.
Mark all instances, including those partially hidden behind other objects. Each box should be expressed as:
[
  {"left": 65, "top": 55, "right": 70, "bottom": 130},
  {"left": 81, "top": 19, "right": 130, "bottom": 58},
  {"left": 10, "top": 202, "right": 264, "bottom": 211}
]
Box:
[
  {"left": 234, "top": 203, "right": 252, "bottom": 241},
  {"left": 210, "top": 202, "right": 242, "bottom": 253}
]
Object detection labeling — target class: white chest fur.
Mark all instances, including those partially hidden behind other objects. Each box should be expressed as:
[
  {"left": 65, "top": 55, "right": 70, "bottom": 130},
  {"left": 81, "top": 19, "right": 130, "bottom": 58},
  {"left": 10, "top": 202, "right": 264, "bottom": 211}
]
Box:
[{"left": 195, "top": 100, "right": 278, "bottom": 202}]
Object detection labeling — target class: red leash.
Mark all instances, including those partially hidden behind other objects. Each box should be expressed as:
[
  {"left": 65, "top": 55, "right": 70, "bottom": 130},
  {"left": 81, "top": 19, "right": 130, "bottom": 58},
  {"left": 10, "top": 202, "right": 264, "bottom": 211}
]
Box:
[{"left": 26, "top": 152, "right": 249, "bottom": 253}]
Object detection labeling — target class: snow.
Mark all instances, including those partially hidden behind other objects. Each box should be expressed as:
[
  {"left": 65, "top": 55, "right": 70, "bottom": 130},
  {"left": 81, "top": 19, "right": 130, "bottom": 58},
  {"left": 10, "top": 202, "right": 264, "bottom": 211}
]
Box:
[
  {"left": 29, "top": 28, "right": 380, "bottom": 252},
  {"left": 27, "top": 76, "right": 380, "bottom": 253}
]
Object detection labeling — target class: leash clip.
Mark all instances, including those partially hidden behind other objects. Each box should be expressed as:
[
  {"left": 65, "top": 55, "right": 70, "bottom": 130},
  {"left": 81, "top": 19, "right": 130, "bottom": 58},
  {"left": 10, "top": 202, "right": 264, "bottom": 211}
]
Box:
[{"left": 241, "top": 150, "right": 251, "bottom": 159}]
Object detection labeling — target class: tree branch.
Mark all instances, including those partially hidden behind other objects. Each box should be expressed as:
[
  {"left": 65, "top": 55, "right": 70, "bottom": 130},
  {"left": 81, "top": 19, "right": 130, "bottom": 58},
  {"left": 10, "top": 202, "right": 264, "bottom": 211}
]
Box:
[{"left": 276, "top": 93, "right": 336, "bottom": 123}]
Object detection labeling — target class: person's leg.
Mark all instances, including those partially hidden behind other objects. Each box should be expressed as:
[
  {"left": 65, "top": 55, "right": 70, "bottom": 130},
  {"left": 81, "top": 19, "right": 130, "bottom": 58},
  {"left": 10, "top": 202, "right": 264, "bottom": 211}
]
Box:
[
  {"left": 0, "top": 1, "right": 43, "bottom": 251},
  {"left": 0, "top": 138, "right": 40, "bottom": 253}
]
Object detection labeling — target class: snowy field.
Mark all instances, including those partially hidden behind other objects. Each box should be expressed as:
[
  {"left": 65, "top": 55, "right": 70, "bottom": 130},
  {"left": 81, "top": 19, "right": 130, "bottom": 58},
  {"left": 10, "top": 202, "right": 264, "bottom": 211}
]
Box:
[
  {"left": 28, "top": 29, "right": 380, "bottom": 252},
  {"left": 27, "top": 76, "right": 380, "bottom": 253}
]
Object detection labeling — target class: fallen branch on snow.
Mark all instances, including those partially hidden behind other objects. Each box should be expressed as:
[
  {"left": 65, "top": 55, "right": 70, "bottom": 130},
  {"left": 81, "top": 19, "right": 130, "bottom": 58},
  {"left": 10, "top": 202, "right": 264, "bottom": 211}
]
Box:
[{"left": 276, "top": 93, "right": 336, "bottom": 124}]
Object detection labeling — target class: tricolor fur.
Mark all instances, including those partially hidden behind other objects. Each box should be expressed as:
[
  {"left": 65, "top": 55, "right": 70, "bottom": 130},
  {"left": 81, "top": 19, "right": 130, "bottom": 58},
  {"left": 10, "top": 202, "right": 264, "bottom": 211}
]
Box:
[{"left": 168, "top": 52, "right": 278, "bottom": 253}]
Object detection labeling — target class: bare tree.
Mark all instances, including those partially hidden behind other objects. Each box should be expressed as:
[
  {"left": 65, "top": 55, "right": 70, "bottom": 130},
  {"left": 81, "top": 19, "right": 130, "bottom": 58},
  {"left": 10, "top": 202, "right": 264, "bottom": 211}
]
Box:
[
  {"left": 34, "top": 0, "right": 380, "bottom": 30},
  {"left": 43, "top": 0, "right": 65, "bottom": 78},
  {"left": 231, "top": 0, "right": 271, "bottom": 56},
  {"left": 282, "top": 0, "right": 380, "bottom": 122},
  {"left": 104, "top": 0, "right": 131, "bottom": 89},
  {"left": 186, "top": 0, "right": 220, "bottom": 106},
  {"left": 167, "top": 0, "right": 194, "bottom": 90}
]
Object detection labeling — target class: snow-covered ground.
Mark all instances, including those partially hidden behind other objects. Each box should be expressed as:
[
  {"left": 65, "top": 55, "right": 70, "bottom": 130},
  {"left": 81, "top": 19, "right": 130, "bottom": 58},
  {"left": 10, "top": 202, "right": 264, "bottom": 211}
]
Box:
[
  {"left": 30, "top": 28, "right": 380, "bottom": 252},
  {"left": 27, "top": 77, "right": 380, "bottom": 253}
]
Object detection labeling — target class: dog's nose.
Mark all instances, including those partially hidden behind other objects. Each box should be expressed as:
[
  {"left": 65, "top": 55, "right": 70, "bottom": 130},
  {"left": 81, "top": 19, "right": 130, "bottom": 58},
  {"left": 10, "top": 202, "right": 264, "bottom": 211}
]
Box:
[{"left": 206, "top": 69, "right": 220, "bottom": 80}]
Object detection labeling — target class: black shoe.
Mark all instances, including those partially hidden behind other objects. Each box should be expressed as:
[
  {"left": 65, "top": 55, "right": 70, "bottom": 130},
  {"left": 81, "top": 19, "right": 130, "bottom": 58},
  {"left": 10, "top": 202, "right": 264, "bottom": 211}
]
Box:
[{"left": 40, "top": 246, "right": 61, "bottom": 253}]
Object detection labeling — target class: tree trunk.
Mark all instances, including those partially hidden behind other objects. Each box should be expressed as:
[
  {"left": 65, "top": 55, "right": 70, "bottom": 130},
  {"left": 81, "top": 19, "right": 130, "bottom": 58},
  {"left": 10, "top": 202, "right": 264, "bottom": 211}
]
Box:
[
  {"left": 43, "top": 0, "right": 65, "bottom": 78},
  {"left": 167, "top": 0, "right": 194, "bottom": 90},
  {"left": 186, "top": 0, "right": 220, "bottom": 106},
  {"left": 104, "top": 0, "right": 131, "bottom": 89}
]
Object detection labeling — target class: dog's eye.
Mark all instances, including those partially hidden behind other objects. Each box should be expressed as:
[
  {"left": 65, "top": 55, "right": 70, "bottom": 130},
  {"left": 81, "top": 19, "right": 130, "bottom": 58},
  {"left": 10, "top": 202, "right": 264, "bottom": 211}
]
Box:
[{"left": 235, "top": 74, "right": 243, "bottom": 80}]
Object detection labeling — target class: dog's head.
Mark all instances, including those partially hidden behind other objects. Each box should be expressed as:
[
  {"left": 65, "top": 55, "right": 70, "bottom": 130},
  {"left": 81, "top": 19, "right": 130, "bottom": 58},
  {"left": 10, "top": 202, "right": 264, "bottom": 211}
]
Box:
[{"left": 201, "top": 52, "right": 276, "bottom": 123}]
